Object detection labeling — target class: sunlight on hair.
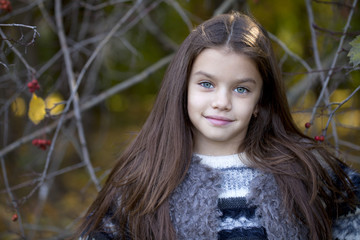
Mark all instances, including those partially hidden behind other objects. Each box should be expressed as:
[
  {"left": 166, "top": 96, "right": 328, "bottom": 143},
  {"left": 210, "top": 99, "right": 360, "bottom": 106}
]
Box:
[
  {"left": 226, "top": 15, "right": 235, "bottom": 45},
  {"left": 244, "top": 25, "right": 260, "bottom": 45}
]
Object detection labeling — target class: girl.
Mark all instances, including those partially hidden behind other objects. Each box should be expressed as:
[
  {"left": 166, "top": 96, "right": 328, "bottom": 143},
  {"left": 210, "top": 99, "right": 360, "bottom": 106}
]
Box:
[{"left": 77, "top": 12, "right": 360, "bottom": 240}]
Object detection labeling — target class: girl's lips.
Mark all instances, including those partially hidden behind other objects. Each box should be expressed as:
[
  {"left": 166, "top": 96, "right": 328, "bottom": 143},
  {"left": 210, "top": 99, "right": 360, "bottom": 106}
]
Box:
[{"left": 205, "top": 116, "right": 234, "bottom": 126}]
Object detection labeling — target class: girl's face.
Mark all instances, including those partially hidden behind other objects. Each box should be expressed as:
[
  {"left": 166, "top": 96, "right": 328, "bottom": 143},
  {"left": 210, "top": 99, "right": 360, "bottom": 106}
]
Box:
[{"left": 187, "top": 47, "right": 263, "bottom": 155}]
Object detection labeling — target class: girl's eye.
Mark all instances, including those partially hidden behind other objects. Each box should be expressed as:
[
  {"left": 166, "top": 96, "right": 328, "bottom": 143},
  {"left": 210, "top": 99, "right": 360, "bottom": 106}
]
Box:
[
  {"left": 199, "top": 82, "right": 214, "bottom": 89},
  {"left": 235, "top": 87, "right": 248, "bottom": 94}
]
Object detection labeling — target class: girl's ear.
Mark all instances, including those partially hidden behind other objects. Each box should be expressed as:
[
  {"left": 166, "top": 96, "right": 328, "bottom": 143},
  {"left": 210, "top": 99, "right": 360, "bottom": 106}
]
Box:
[{"left": 253, "top": 105, "right": 259, "bottom": 118}]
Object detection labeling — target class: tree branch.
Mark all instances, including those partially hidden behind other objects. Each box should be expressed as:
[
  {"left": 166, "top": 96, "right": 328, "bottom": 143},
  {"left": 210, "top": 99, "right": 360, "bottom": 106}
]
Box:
[
  {"left": 0, "top": 54, "right": 173, "bottom": 158},
  {"left": 323, "top": 85, "right": 360, "bottom": 134},
  {"left": 55, "top": 0, "right": 101, "bottom": 191},
  {"left": 309, "top": 0, "right": 358, "bottom": 125}
]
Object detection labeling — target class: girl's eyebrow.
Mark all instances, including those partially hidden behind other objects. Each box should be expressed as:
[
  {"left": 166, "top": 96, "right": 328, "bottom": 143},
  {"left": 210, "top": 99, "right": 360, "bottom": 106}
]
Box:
[
  {"left": 193, "top": 70, "right": 258, "bottom": 85},
  {"left": 193, "top": 70, "right": 215, "bottom": 79}
]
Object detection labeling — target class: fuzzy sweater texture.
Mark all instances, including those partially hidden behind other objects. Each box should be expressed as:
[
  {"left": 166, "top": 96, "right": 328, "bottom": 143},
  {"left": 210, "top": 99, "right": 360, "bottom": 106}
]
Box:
[
  {"left": 84, "top": 155, "right": 360, "bottom": 240},
  {"left": 194, "top": 153, "right": 266, "bottom": 239}
]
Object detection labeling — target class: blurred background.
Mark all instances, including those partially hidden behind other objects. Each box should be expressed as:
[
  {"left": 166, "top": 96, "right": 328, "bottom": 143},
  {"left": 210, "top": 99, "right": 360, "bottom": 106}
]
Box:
[{"left": 0, "top": 0, "right": 359, "bottom": 239}]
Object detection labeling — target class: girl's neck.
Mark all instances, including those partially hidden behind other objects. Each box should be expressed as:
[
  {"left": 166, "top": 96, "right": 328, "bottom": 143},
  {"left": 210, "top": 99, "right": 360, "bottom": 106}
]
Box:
[
  {"left": 193, "top": 142, "right": 244, "bottom": 156},
  {"left": 194, "top": 152, "right": 250, "bottom": 167}
]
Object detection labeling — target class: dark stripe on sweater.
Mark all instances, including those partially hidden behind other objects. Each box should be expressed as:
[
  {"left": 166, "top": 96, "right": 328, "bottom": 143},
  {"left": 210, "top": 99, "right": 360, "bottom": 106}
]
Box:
[
  {"left": 218, "top": 197, "right": 256, "bottom": 219},
  {"left": 218, "top": 227, "right": 267, "bottom": 240}
]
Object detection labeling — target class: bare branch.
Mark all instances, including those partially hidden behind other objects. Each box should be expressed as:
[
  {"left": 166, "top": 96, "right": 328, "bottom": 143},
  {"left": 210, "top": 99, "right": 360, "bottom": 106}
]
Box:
[
  {"left": 0, "top": 162, "right": 85, "bottom": 194},
  {"left": 268, "top": 32, "right": 312, "bottom": 72},
  {"left": 338, "top": 139, "right": 360, "bottom": 152},
  {"left": 305, "top": 0, "right": 325, "bottom": 79},
  {"left": 323, "top": 85, "right": 360, "bottom": 134},
  {"left": 309, "top": 0, "right": 358, "bottom": 124},
  {"left": 80, "top": 0, "right": 133, "bottom": 11},
  {"left": 0, "top": 0, "right": 44, "bottom": 23},
  {"left": 0, "top": 23, "right": 40, "bottom": 46},
  {"left": 165, "top": 0, "right": 193, "bottom": 31},
  {"left": 0, "top": 54, "right": 172, "bottom": 158},
  {"left": 313, "top": 24, "right": 360, "bottom": 37},
  {"left": 55, "top": 0, "right": 101, "bottom": 191},
  {"left": 1, "top": 157, "right": 25, "bottom": 237},
  {"left": 312, "top": 0, "right": 353, "bottom": 8},
  {"left": 214, "top": 0, "right": 236, "bottom": 16},
  {"left": 0, "top": 28, "right": 36, "bottom": 75}
]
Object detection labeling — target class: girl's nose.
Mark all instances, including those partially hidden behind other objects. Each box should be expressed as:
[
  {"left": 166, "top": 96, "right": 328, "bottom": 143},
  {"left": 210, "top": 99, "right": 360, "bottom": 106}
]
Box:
[{"left": 211, "top": 90, "right": 231, "bottom": 111}]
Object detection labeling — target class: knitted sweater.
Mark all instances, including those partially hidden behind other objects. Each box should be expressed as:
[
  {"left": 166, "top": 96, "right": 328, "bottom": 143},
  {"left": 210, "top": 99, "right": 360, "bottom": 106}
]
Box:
[
  {"left": 82, "top": 155, "right": 360, "bottom": 240},
  {"left": 197, "top": 153, "right": 267, "bottom": 239}
]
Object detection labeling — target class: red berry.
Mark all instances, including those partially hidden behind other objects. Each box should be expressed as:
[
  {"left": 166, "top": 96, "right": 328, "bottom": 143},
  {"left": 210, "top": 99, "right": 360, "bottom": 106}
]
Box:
[
  {"left": 319, "top": 135, "right": 325, "bottom": 142},
  {"left": 11, "top": 213, "right": 18, "bottom": 222},
  {"left": 314, "top": 136, "right": 320, "bottom": 141},
  {"left": 305, "top": 122, "right": 311, "bottom": 129},
  {"left": 0, "top": 0, "right": 12, "bottom": 12},
  {"left": 32, "top": 138, "right": 50, "bottom": 150},
  {"left": 27, "top": 79, "right": 40, "bottom": 93}
]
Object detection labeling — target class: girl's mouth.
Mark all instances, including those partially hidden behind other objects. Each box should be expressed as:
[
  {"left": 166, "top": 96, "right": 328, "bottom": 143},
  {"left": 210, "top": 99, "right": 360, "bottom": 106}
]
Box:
[{"left": 205, "top": 116, "right": 234, "bottom": 126}]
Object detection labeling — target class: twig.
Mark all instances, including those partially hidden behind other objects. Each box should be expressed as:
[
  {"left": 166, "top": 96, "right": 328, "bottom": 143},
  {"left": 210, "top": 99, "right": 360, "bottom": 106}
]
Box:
[
  {"left": 77, "top": 1, "right": 91, "bottom": 42},
  {"left": 140, "top": 14, "right": 178, "bottom": 51},
  {"left": 165, "top": 0, "right": 193, "bottom": 31},
  {"left": 336, "top": 123, "right": 360, "bottom": 131},
  {"left": 0, "top": 54, "right": 173, "bottom": 157},
  {"left": 283, "top": 65, "right": 350, "bottom": 76},
  {"left": 1, "top": 107, "right": 24, "bottom": 237},
  {"left": 0, "top": 0, "right": 44, "bottom": 22},
  {"left": 80, "top": 0, "right": 132, "bottom": 11},
  {"left": 0, "top": 23, "right": 40, "bottom": 46},
  {"left": 268, "top": 32, "right": 312, "bottom": 72},
  {"left": 214, "top": 0, "right": 236, "bottom": 16},
  {"left": 0, "top": 162, "right": 85, "bottom": 194},
  {"left": 323, "top": 85, "right": 360, "bottom": 134},
  {"left": 0, "top": 28, "right": 36, "bottom": 75},
  {"left": 306, "top": 0, "right": 324, "bottom": 80},
  {"left": 304, "top": 0, "right": 358, "bottom": 153},
  {"left": 37, "top": 1, "right": 57, "bottom": 33},
  {"left": 70, "top": 0, "right": 145, "bottom": 104},
  {"left": 81, "top": 54, "right": 173, "bottom": 111},
  {"left": 312, "top": 0, "right": 353, "bottom": 8},
  {"left": 338, "top": 139, "right": 360, "bottom": 151},
  {"left": 1, "top": 157, "right": 25, "bottom": 238},
  {"left": 55, "top": 0, "right": 101, "bottom": 191},
  {"left": 309, "top": 0, "right": 358, "bottom": 125},
  {"left": 313, "top": 23, "right": 360, "bottom": 37},
  {"left": 0, "top": 61, "right": 9, "bottom": 71}
]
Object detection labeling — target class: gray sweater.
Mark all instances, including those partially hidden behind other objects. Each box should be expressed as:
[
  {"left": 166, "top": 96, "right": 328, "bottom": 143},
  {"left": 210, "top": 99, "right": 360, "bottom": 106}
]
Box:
[
  {"left": 169, "top": 155, "right": 360, "bottom": 240},
  {"left": 83, "top": 155, "right": 360, "bottom": 240}
]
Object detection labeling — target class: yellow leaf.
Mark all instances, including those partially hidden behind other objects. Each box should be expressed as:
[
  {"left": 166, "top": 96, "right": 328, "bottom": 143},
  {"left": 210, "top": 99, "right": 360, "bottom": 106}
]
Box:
[
  {"left": 28, "top": 93, "right": 46, "bottom": 125},
  {"left": 11, "top": 97, "right": 26, "bottom": 117},
  {"left": 45, "top": 93, "right": 64, "bottom": 115}
]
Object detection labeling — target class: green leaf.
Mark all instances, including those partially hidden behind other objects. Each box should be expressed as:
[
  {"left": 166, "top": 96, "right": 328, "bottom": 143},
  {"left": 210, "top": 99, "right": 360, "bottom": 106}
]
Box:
[{"left": 348, "top": 35, "right": 360, "bottom": 67}]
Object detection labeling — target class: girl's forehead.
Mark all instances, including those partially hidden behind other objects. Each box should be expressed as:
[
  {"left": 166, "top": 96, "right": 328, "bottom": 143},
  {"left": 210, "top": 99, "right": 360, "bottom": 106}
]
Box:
[
  {"left": 190, "top": 47, "right": 262, "bottom": 86},
  {"left": 192, "top": 47, "right": 257, "bottom": 70}
]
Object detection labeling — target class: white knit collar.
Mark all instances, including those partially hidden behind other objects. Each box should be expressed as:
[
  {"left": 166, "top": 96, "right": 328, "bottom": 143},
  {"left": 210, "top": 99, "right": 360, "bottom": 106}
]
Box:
[{"left": 194, "top": 152, "right": 248, "bottom": 168}]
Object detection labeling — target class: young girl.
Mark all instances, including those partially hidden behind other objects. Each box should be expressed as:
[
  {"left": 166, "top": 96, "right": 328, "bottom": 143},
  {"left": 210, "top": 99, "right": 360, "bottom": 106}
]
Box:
[{"left": 77, "top": 12, "right": 360, "bottom": 240}]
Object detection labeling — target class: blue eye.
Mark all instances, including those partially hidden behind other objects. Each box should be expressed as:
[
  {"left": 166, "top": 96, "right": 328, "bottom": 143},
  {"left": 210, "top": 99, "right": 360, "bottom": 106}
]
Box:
[
  {"left": 235, "top": 87, "right": 248, "bottom": 93},
  {"left": 200, "top": 82, "right": 214, "bottom": 88}
]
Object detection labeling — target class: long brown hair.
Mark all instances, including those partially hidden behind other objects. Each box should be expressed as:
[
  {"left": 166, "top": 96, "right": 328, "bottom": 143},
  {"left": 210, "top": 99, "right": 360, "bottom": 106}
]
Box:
[{"left": 77, "top": 12, "right": 357, "bottom": 239}]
